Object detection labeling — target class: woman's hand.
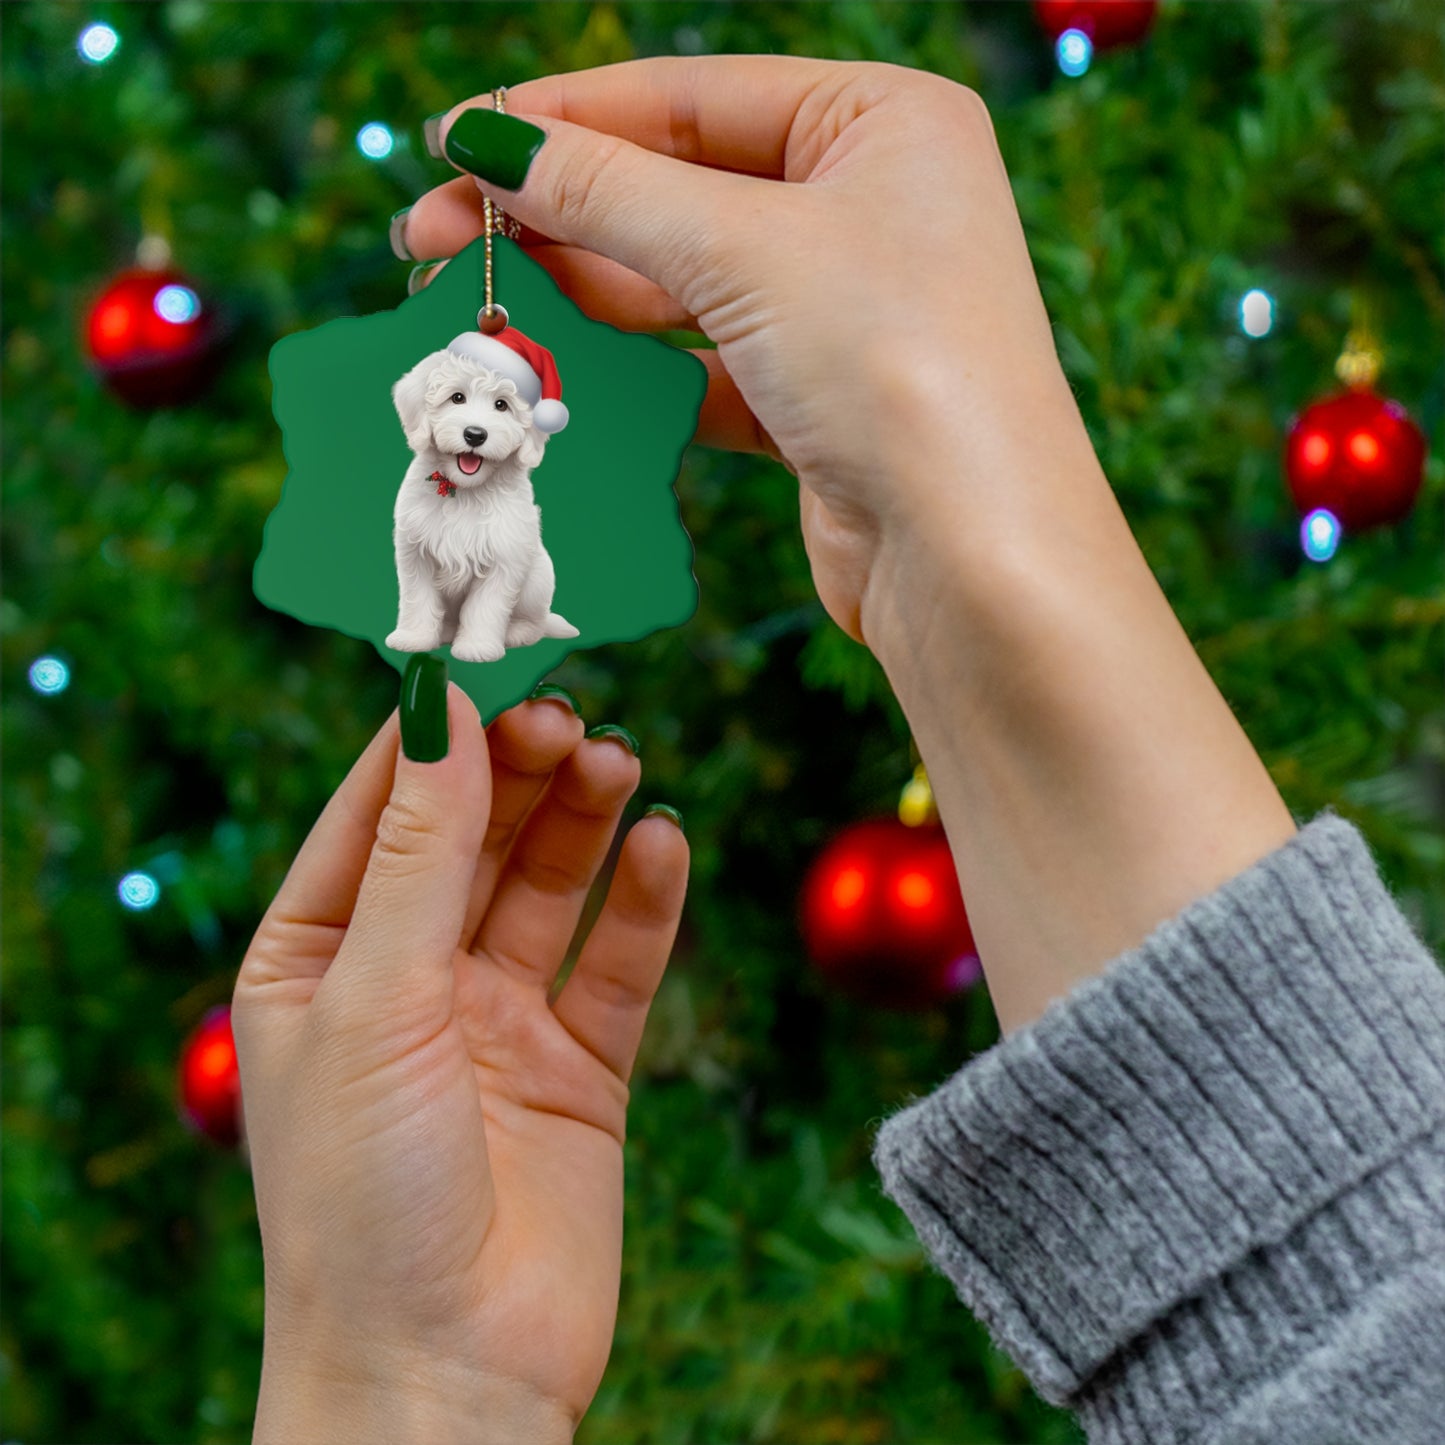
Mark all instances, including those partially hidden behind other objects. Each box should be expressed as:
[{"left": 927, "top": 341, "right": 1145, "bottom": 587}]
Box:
[
  {"left": 233, "top": 684, "right": 687, "bottom": 1441},
  {"left": 402, "top": 56, "right": 1089, "bottom": 645},
  {"left": 403, "top": 58, "right": 1295, "bottom": 1036}
]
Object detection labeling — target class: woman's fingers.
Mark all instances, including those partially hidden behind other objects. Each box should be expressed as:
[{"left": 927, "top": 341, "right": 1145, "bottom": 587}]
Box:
[
  {"left": 239, "top": 710, "right": 403, "bottom": 987},
  {"left": 502, "top": 55, "right": 851, "bottom": 180},
  {"left": 400, "top": 178, "right": 700, "bottom": 331},
  {"left": 550, "top": 813, "right": 689, "bottom": 1084},
  {"left": 401, "top": 174, "right": 553, "bottom": 254},
  {"left": 323, "top": 686, "right": 491, "bottom": 1029},
  {"left": 459, "top": 694, "right": 587, "bottom": 950},
  {"left": 435, "top": 102, "right": 763, "bottom": 316},
  {"left": 691, "top": 349, "right": 791, "bottom": 465},
  {"left": 234, "top": 686, "right": 487, "bottom": 1066},
  {"left": 527, "top": 245, "right": 700, "bottom": 330},
  {"left": 470, "top": 735, "right": 642, "bottom": 992}
]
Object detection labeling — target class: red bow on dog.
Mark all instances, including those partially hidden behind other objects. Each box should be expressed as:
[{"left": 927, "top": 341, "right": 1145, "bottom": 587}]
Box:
[{"left": 429, "top": 471, "right": 457, "bottom": 498}]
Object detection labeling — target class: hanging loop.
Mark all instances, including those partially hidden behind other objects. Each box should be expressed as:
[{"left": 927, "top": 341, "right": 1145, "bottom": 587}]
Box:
[{"left": 478, "top": 86, "right": 521, "bottom": 331}]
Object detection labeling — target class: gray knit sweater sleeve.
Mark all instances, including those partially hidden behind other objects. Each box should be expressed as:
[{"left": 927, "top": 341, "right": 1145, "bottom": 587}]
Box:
[{"left": 870, "top": 811, "right": 1445, "bottom": 1444}]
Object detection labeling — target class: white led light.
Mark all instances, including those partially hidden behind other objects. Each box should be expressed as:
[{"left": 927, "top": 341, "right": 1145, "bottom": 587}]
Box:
[
  {"left": 1057, "top": 28, "right": 1093, "bottom": 77},
  {"left": 29, "top": 656, "right": 70, "bottom": 694},
  {"left": 357, "top": 122, "right": 395, "bottom": 160},
  {"left": 119, "top": 871, "right": 161, "bottom": 910},
  {"left": 79, "top": 23, "right": 120, "bottom": 64},
  {"left": 154, "top": 284, "right": 201, "bottom": 324},
  {"left": 1240, "top": 288, "right": 1274, "bottom": 338}
]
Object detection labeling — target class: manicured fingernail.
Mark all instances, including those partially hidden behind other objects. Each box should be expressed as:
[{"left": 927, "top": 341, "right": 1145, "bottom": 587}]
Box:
[
  {"left": 443, "top": 107, "right": 546, "bottom": 191},
  {"left": 388, "top": 206, "right": 413, "bottom": 261},
  {"left": 400, "top": 653, "right": 449, "bottom": 762},
  {"left": 529, "top": 683, "right": 581, "bottom": 716},
  {"left": 423, "top": 112, "right": 446, "bottom": 160},
  {"left": 644, "top": 804, "right": 684, "bottom": 834},
  {"left": 407, "top": 260, "right": 445, "bottom": 296},
  {"left": 585, "top": 723, "right": 639, "bottom": 756}
]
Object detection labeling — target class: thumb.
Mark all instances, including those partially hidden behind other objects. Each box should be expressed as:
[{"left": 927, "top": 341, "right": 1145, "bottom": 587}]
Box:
[
  {"left": 328, "top": 660, "right": 489, "bottom": 1024},
  {"left": 441, "top": 104, "right": 759, "bottom": 319}
]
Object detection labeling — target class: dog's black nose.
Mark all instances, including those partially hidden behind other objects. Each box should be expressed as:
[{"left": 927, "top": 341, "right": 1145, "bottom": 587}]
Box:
[{"left": 463, "top": 426, "right": 488, "bottom": 447}]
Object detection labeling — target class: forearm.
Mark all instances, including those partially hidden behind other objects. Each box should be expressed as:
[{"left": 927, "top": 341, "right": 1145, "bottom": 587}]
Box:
[{"left": 861, "top": 393, "right": 1296, "bottom": 1034}]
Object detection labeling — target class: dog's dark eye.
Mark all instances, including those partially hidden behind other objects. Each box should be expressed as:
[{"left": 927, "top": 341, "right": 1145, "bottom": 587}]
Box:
[
  {"left": 449, "top": 392, "right": 466, "bottom": 405},
  {"left": 494, "top": 398, "right": 509, "bottom": 412}
]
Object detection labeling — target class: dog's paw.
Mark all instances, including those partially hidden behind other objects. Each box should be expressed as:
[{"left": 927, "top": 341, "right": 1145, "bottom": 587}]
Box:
[
  {"left": 451, "top": 635, "right": 507, "bottom": 664},
  {"left": 386, "top": 628, "right": 442, "bottom": 652},
  {"left": 504, "top": 621, "right": 545, "bottom": 649}
]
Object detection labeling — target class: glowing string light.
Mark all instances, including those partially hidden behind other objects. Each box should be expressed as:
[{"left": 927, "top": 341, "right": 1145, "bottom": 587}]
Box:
[
  {"left": 154, "top": 284, "right": 201, "bottom": 324},
  {"left": 1301, "top": 508, "right": 1341, "bottom": 563},
  {"left": 946, "top": 953, "right": 983, "bottom": 992},
  {"left": 29, "top": 656, "right": 71, "bottom": 694},
  {"left": 356, "top": 122, "right": 395, "bottom": 159},
  {"left": 1057, "top": 28, "right": 1093, "bottom": 77},
  {"left": 78, "top": 23, "right": 119, "bottom": 64},
  {"left": 118, "top": 871, "right": 161, "bottom": 910},
  {"left": 1240, "top": 289, "right": 1274, "bottom": 338}
]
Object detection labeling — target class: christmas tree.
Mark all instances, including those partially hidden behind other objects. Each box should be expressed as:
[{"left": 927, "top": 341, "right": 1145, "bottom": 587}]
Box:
[{"left": 3, "top": 3, "right": 1440, "bottom": 1442}]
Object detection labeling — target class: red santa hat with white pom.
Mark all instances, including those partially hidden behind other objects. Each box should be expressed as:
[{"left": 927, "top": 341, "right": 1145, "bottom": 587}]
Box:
[{"left": 446, "top": 326, "right": 568, "bottom": 434}]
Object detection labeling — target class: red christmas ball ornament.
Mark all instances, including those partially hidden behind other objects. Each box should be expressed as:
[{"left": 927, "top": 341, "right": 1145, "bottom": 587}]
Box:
[
  {"left": 1033, "top": 0, "right": 1158, "bottom": 50},
  {"left": 1284, "top": 388, "right": 1426, "bottom": 532},
  {"left": 800, "top": 817, "right": 980, "bottom": 1011},
  {"left": 178, "top": 1005, "right": 242, "bottom": 1148},
  {"left": 85, "top": 266, "right": 221, "bottom": 407}
]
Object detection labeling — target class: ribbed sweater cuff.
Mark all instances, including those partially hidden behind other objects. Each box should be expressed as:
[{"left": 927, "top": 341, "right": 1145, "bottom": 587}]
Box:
[{"left": 870, "top": 811, "right": 1445, "bottom": 1418}]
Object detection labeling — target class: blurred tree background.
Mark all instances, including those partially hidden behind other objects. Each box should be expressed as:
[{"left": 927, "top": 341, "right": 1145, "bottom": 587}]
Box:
[{"left": 2, "top": 2, "right": 1441, "bottom": 1441}]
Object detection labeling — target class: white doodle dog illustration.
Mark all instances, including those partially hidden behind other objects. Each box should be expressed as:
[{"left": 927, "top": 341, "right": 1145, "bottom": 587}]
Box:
[{"left": 386, "top": 327, "right": 578, "bottom": 663}]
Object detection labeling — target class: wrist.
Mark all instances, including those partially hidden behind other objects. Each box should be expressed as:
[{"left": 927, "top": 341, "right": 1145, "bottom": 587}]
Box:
[
  {"left": 856, "top": 401, "right": 1294, "bottom": 1034},
  {"left": 858, "top": 378, "right": 1121, "bottom": 681},
  {"left": 254, "top": 1340, "right": 575, "bottom": 1445}
]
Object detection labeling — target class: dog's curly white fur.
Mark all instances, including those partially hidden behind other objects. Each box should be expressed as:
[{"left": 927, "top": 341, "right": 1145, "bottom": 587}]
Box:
[{"left": 386, "top": 349, "right": 577, "bottom": 664}]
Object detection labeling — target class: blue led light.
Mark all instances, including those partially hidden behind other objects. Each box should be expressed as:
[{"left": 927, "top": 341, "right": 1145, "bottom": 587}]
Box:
[
  {"left": 118, "top": 871, "right": 161, "bottom": 910},
  {"left": 1301, "top": 508, "right": 1341, "bottom": 563},
  {"left": 1240, "top": 288, "right": 1274, "bottom": 338},
  {"left": 78, "top": 23, "right": 119, "bottom": 64},
  {"left": 357, "top": 122, "right": 395, "bottom": 160},
  {"left": 28, "top": 657, "right": 70, "bottom": 695},
  {"left": 1057, "top": 28, "right": 1093, "bottom": 77},
  {"left": 154, "top": 284, "right": 201, "bottom": 324}
]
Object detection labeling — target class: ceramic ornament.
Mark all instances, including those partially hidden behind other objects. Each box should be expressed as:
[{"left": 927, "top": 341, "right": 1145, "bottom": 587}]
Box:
[{"left": 256, "top": 233, "right": 707, "bottom": 721}]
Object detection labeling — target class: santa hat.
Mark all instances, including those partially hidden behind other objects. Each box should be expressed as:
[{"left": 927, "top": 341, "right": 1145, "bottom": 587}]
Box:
[{"left": 446, "top": 326, "right": 568, "bottom": 434}]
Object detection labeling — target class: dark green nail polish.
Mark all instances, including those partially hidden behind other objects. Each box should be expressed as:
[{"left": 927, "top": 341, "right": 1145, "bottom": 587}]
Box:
[
  {"left": 585, "top": 723, "right": 639, "bottom": 757},
  {"left": 443, "top": 107, "right": 546, "bottom": 191},
  {"left": 423, "top": 112, "right": 446, "bottom": 160},
  {"left": 400, "top": 653, "right": 449, "bottom": 762},
  {"left": 529, "top": 683, "right": 581, "bottom": 716},
  {"left": 407, "top": 259, "right": 445, "bottom": 296},
  {"left": 388, "top": 206, "right": 413, "bottom": 261},
  {"left": 644, "top": 803, "right": 684, "bottom": 833}
]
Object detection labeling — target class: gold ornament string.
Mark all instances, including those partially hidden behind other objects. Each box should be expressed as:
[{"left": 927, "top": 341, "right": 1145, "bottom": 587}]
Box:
[{"left": 479, "top": 86, "right": 522, "bottom": 333}]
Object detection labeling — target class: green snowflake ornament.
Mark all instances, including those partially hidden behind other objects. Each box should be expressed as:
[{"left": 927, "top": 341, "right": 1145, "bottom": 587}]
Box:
[{"left": 256, "top": 235, "right": 706, "bottom": 721}]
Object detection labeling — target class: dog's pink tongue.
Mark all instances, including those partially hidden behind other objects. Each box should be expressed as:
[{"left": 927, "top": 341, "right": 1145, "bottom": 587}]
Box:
[{"left": 457, "top": 452, "right": 482, "bottom": 475}]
